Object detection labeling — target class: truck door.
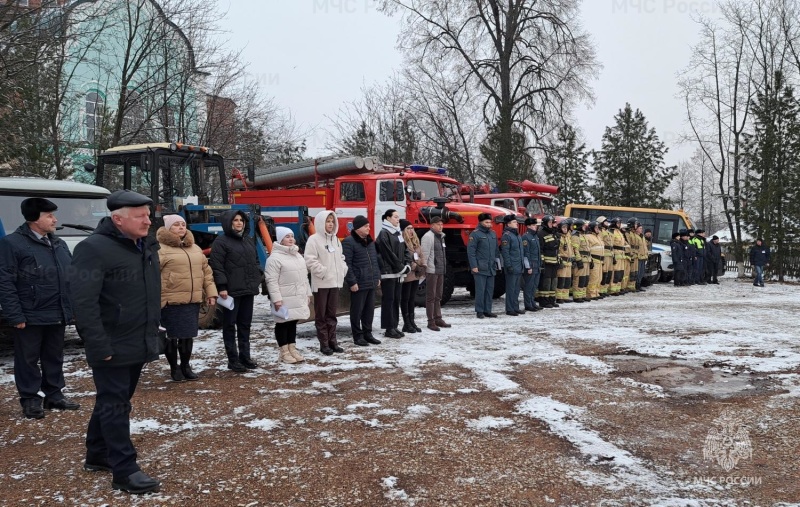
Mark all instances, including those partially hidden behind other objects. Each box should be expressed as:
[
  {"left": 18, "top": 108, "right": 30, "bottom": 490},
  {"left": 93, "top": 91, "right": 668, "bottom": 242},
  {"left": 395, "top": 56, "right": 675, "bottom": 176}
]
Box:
[{"left": 375, "top": 179, "right": 406, "bottom": 226}]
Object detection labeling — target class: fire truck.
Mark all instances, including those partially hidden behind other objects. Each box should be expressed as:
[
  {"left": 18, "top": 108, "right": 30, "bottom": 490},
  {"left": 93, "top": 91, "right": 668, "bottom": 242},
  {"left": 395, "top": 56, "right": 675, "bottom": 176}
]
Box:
[
  {"left": 228, "top": 156, "right": 518, "bottom": 304},
  {"left": 461, "top": 179, "right": 560, "bottom": 219}
]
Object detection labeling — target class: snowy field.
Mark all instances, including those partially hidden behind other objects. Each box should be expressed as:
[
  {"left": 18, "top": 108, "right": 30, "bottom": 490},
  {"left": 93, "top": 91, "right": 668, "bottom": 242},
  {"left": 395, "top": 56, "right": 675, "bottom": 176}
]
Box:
[{"left": 0, "top": 276, "right": 799, "bottom": 506}]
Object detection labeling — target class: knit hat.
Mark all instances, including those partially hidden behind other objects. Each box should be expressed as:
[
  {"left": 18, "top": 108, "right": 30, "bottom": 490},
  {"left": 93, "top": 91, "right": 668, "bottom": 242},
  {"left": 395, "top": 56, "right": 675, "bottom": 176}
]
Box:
[
  {"left": 712, "top": 235, "right": 719, "bottom": 240},
  {"left": 477, "top": 212, "right": 492, "bottom": 222},
  {"left": 276, "top": 226, "right": 293, "bottom": 244},
  {"left": 163, "top": 214, "right": 185, "bottom": 230},
  {"left": 352, "top": 215, "right": 369, "bottom": 231},
  {"left": 399, "top": 219, "right": 412, "bottom": 231},
  {"left": 21, "top": 198, "right": 57, "bottom": 222}
]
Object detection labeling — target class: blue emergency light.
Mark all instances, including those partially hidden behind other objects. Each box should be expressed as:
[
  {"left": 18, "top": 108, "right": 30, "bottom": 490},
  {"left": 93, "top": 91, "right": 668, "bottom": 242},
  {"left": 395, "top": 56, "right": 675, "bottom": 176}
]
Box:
[{"left": 409, "top": 164, "right": 447, "bottom": 175}]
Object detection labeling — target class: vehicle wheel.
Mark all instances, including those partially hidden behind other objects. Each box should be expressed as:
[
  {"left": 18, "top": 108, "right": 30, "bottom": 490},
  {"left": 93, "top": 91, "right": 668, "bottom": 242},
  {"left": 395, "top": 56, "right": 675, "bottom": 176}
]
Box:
[
  {"left": 199, "top": 300, "right": 222, "bottom": 329},
  {"left": 414, "top": 279, "right": 427, "bottom": 307},
  {"left": 441, "top": 269, "right": 455, "bottom": 305}
]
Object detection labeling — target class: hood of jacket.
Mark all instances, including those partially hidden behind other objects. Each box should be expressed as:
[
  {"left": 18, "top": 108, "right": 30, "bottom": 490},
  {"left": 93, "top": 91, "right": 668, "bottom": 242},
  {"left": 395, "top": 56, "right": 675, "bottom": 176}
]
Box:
[
  {"left": 313, "top": 210, "right": 339, "bottom": 241},
  {"left": 220, "top": 210, "right": 249, "bottom": 238},
  {"left": 156, "top": 226, "right": 196, "bottom": 248}
]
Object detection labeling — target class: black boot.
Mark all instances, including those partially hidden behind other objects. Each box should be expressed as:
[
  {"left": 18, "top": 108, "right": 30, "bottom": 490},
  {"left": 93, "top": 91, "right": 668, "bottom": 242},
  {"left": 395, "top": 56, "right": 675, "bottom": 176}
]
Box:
[
  {"left": 178, "top": 339, "right": 198, "bottom": 381},
  {"left": 165, "top": 339, "right": 184, "bottom": 382}
]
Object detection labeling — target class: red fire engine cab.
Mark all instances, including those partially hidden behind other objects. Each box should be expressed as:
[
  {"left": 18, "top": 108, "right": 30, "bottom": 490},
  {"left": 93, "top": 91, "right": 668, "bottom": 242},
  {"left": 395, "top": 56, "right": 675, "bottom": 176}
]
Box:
[
  {"left": 229, "top": 156, "right": 516, "bottom": 304},
  {"left": 462, "top": 179, "right": 560, "bottom": 219}
]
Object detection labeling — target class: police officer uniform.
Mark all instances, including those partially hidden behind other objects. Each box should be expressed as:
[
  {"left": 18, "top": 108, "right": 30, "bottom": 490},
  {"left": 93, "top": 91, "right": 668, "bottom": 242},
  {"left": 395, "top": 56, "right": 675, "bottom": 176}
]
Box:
[
  {"left": 467, "top": 213, "right": 498, "bottom": 318},
  {"left": 500, "top": 215, "right": 524, "bottom": 315}
]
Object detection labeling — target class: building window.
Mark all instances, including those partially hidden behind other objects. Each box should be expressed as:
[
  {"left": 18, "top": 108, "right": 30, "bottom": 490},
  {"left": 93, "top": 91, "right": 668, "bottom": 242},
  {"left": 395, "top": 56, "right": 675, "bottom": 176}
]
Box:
[{"left": 85, "top": 91, "right": 105, "bottom": 144}]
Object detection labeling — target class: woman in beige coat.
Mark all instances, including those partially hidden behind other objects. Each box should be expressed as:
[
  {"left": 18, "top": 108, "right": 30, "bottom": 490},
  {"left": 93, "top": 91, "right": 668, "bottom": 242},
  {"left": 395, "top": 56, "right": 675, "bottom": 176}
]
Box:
[
  {"left": 158, "top": 214, "right": 218, "bottom": 381},
  {"left": 400, "top": 219, "right": 426, "bottom": 334},
  {"left": 265, "top": 227, "right": 312, "bottom": 364}
]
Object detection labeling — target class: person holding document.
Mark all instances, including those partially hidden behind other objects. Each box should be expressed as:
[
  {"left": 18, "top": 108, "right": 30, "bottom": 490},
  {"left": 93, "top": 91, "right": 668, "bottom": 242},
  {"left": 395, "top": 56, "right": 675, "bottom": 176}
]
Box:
[
  {"left": 209, "top": 210, "right": 262, "bottom": 373},
  {"left": 157, "top": 214, "right": 217, "bottom": 381},
  {"left": 265, "top": 227, "right": 312, "bottom": 364}
]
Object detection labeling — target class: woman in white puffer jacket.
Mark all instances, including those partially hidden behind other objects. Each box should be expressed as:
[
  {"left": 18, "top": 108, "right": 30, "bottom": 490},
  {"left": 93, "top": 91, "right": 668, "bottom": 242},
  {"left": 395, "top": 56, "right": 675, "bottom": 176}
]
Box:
[
  {"left": 265, "top": 227, "right": 312, "bottom": 364},
  {"left": 304, "top": 210, "right": 348, "bottom": 355}
]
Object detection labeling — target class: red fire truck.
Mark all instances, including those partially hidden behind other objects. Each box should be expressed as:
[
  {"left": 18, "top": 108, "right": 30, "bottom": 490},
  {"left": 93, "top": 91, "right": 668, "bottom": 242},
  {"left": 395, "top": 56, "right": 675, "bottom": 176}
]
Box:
[
  {"left": 229, "top": 156, "right": 517, "bottom": 304},
  {"left": 461, "top": 179, "right": 560, "bottom": 218}
]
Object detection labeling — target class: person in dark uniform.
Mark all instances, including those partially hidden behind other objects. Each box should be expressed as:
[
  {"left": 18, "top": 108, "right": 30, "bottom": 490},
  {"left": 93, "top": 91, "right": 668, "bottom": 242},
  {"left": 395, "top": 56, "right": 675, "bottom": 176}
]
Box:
[
  {"left": 0, "top": 198, "right": 78, "bottom": 420},
  {"left": 467, "top": 213, "right": 498, "bottom": 318},
  {"left": 521, "top": 218, "right": 541, "bottom": 312},
  {"left": 706, "top": 235, "right": 723, "bottom": 284},
  {"left": 500, "top": 215, "right": 524, "bottom": 315},
  {"left": 70, "top": 190, "right": 161, "bottom": 494},
  {"left": 686, "top": 229, "right": 698, "bottom": 284},
  {"left": 537, "top": 215, "right": 560, "bottom": 308}
]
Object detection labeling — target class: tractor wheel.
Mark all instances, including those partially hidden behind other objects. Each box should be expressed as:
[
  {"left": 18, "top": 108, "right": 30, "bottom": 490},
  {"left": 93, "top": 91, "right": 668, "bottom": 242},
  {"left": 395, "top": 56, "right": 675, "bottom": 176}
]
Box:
[{"left": 198, "top": 300, "right": 223, "bottom": 329}]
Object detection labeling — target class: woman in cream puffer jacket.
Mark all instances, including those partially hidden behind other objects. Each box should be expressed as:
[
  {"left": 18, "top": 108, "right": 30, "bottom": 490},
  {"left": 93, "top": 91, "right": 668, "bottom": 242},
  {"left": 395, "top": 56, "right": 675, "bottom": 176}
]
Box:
[
  {"left": 304, "top": 210, "right": 348, "bottom": 355},
  {"left": 265, "top": 227, "right": 312, "bottom": 364}
]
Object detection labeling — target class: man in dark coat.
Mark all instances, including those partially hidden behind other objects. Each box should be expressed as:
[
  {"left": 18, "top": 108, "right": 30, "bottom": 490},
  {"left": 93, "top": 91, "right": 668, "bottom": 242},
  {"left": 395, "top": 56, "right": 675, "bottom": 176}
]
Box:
[
  {"left": 706, "top": 235, "right": 723, "bottom": 284},
  {"left": 521, "top": 218, "right": 541, "bottom": 312},
  {"left": 749, "top": 238, "right": 771, "bottom": 287},
  {"left": 70, "top": 190, "right": 161, "bottom": 494},
  {"left": 343, "top": 215, "right": 382, "bottom": 346},
  {"left": 500, "top": 215, "right": 524, "bottom": 315},
  {"left": 209, "top": 210, "right": 263, "bottom": 372},
  {"left": 467, "top": 212, "right": 498, "bottom": 318},
  {"left": 0, "top": 198, "right": 78, "bottom": 419}
]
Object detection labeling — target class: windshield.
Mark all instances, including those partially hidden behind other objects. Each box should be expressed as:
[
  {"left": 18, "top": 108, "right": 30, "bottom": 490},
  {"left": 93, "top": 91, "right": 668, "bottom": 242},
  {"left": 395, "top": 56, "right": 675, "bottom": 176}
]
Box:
[
  {"left": 406, "top": 179, "right": 462, "bottom": 202},
  {"left": 523, "top": 198, "right": 543, "bottom": 216},
  {"left": 0, "top": 196, "right": 109, "bottom": 235}
]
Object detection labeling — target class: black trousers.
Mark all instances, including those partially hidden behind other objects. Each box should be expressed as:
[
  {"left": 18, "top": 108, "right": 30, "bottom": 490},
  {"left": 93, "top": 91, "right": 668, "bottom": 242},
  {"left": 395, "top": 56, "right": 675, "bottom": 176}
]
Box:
[
  {"left": 222, "top": 295, "right": 254, "bottom": 362},
  {"left": 380, "top": 278, "right": 401, "bottom": 330},
  {"left": 13, "top": 324, "right": 66, "bottom": 402},
  {"left": 349, "top": 288, "right": 375, "bottom": 339},
  {"left": 86, "top": 363, "right": 144, "bottom": 480},
  {"left": 275, "top": 320, "right": 298, "bottom": 347},
  {"left": 400, "top": 280, "right": 419, "bottom": 322}
]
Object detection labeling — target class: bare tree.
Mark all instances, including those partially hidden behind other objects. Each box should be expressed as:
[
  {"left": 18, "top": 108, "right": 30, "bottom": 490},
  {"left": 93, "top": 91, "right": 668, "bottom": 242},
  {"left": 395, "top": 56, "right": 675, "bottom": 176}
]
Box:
[{"left": 379, "top": 0, "right": 598, "bottom": 190}]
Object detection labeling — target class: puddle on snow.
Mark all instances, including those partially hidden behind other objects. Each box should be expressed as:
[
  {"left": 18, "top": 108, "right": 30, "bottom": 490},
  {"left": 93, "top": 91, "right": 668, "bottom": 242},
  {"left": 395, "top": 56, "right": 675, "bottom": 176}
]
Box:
[{"left": 603, "top": 355, "right": 775, "bottom": 399}]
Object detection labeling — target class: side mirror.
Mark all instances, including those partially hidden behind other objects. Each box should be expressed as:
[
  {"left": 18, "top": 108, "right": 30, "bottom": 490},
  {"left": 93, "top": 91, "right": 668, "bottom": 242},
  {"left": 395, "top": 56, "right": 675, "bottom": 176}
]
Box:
[{"left": 84, "top": 163, "right": 96, "bottom": 173}]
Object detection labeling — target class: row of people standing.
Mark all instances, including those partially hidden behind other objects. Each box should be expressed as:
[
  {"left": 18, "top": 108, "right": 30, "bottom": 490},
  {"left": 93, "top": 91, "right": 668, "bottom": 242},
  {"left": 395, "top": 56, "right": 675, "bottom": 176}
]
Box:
[
  {"left": 669, "top": 229, "right": 725, "bottom": 286},
  {"left": 467, "top": 214, "right": 654, "bottom": 319}
]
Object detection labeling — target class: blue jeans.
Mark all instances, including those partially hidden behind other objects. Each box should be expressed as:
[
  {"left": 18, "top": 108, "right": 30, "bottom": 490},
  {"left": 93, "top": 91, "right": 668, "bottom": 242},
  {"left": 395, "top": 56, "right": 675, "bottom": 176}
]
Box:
[{"left": 754, "top": 265, "right": 764, "bottom": 286}]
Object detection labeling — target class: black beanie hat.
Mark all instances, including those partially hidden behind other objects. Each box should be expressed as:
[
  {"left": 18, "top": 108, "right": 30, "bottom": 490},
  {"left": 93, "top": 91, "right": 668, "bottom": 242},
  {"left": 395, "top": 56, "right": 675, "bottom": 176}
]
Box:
[
  {"left": 21, "top": 198, "right": 57, "bottom": 222},
  {"left": 352, "top": 215, "right": 369, "bottom": 230},
  {"left": 399, "top": 219, "right": 412, "bottom": 231}
]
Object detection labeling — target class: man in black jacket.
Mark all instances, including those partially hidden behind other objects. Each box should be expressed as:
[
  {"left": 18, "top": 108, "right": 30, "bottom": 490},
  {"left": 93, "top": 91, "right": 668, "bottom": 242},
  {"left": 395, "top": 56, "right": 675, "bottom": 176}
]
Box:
[
  {"left": 706, "top": 235, "right": 723, "bottom": 284},
  {"left": 70, "top": 190, "right": 161, "bottom": 494},
  {"left": 343, "top": 215, "right": 382, "bottom": 346},
  {"left": 0, "top": 198, "right": 78, "bottom": 419}
]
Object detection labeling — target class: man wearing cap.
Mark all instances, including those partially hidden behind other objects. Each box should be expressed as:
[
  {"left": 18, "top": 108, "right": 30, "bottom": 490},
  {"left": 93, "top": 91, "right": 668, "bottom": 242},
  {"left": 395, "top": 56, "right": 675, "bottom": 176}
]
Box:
[
  {"left": 707, "top": 235, "right": 723, "bottom": 284},
  {"left": 500, "top": 215, "right": 524, "bottom": 315},
  {"left": 0, "top": 198, "right": 77, "bottom": 419},
  {"left": 70, "top": 190, "right": 162, "bottom": 494},
  {"left": 521, "top": 217, "right": 541, "bottom": 311},
  {"left": 467, "top": 213, "right": 498, "bottom": 318}
]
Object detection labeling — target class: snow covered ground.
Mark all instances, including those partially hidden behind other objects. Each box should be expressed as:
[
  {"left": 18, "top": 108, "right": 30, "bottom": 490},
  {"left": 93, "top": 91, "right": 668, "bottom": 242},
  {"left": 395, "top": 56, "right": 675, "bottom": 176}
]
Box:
[{"left": 0, "top": 276, "right": 798, "bottom": 505}]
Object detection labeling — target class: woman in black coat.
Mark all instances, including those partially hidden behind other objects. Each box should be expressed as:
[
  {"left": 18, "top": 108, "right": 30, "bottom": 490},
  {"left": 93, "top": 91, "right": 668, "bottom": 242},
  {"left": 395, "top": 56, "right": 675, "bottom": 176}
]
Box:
[
  {"left": 375, "top": 209, "right": 412, "bottom": 339},
  {"left": 209, "top": 210, "right": 262, "bottom": 372}
]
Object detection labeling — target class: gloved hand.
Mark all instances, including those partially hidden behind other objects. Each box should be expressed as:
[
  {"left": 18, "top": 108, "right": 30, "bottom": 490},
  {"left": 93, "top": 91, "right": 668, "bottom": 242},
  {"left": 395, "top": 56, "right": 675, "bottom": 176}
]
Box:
[
  {"left": 576, "top": 260, "right": 584, "bottom": 270},
  {"left": 590, "top": 261, "right": 595, "bottom": 269},
  {"left": 612, "top": 257, "right": 617, "bottom": 266}
]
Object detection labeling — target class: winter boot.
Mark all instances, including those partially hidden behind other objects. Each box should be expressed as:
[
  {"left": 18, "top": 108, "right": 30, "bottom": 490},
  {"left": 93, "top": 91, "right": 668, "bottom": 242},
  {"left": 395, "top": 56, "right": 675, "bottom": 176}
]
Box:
[
  {"left": 178, "top": 339, "right": 198, "bottom": 380},
  {"left": 165, "top": 339, "right": 184, "bottom": 382},
  {"left": 427, "top": 319, "right": 440, "bottom": 331},
  {"left": 434, "top": 318, "right": 451, "bottom": 328},
  {"left": 329, "top": 336, "right": 344, "bottom": 353},
  {"left": 279, "top": 345, "right": 298, "bottom": 364},
  {"left": 288, "top": 343, "right": 305, "bottom": 362}
]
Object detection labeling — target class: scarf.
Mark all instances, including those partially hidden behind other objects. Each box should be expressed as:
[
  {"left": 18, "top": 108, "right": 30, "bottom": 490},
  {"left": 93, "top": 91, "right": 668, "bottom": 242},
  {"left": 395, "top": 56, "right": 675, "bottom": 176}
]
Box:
[{"left": 382, "top": 220, "right": 404, "bottom": 243}]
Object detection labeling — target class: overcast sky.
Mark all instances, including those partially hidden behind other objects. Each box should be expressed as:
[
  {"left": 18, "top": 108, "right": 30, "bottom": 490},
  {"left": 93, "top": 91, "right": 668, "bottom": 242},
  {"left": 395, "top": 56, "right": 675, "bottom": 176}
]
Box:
[{"left": 218, "top": 0, "right": 718, "bottom": 168}]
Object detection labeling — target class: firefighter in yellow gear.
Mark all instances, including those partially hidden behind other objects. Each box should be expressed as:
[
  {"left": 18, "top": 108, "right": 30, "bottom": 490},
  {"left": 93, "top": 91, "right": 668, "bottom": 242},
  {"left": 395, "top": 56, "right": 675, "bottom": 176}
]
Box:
[
  {"left": 609, "top": 217, "right": 626, "bottom": 295},
  {"left": 570, "top": 220, "right": 591, "bottom": 302},
  {"left": 586, "top": 220, "right": 605, "bottom": 300},
  {"left": 555, "top": 219, "right": 574, "bottom": 303}
]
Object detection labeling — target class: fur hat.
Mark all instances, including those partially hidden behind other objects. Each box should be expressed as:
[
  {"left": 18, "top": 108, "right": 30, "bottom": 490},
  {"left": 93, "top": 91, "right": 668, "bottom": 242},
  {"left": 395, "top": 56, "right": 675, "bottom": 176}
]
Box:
[
  {"left": 503, "top": 214, "right": 518, "bottom": 224},
  {"left": 477, "top": 212, "right": 492, "bottom": 222},
  {"left": 352, "top": 215, "right": 369, "bottom": 231},
  {"left": 21, "top": 198, "right": 57, "bottom": 222},
  {"left": 276, "top": 226, "right": 293, "bottom": 244},
  {"left": 163, "top": 214, "right": 185, "bottom": 230},
  {"left": 525, "top": 217, "right": 538, "bottom": 226}
]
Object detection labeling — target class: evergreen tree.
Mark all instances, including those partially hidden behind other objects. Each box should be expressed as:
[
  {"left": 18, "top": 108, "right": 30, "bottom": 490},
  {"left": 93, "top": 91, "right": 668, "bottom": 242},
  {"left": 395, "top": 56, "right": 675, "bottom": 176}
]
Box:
[
  {"left": 592, "top": 103, "right": 676, "bottom": 208},
  {"left": 480, "top": 121, "right": 533, "bottom": 186},
  {"left": 542, "top": 124, "right": 591, "bottom": 213},
  {"left": 740, "top": 71, "right": 800, "bottom": 281}
]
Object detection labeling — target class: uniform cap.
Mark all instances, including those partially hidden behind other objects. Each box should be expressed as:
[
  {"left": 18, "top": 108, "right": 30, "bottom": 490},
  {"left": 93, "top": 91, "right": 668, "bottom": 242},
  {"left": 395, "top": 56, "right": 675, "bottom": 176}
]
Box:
[
  {"left": 107, "top": 190, "right": 152, "bottom": 211},
  {"left": 478, "top": 212, "right": 492, "bottom": 222},
  {"left": 712, "top": 235, "right": 719, "bottom": 240},
  {"left": 352, "top": 215, "right": 369, "bottom": 230},
  {"left": 21, "top": 198, "right": 57, "bottom": 222}
]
